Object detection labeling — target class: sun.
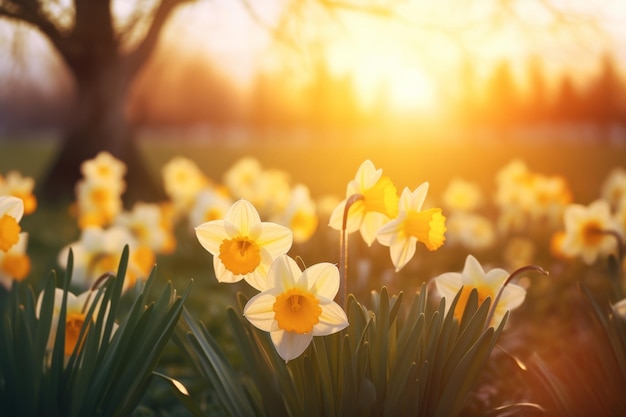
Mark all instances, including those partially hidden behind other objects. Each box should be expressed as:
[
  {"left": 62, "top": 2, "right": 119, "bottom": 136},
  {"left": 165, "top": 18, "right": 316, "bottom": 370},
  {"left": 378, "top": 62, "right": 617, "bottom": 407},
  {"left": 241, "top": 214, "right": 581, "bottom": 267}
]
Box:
[{"left": 386, "top": 67, "right": 437, "bottom": 113}]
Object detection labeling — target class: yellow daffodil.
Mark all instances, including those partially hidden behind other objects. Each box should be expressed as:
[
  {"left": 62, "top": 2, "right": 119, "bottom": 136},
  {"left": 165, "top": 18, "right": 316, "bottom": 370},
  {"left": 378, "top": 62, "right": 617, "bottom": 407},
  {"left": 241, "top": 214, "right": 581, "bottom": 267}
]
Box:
[
  {"left": 442, "top": 177, "right": 484, "bottom": 212},
  {"left": 58, "top": 226, "right": 149, "bottom": 293},
  {"left": 243, "top": 254, "right": 349, "bottom": 362},
  {"left": 115, "top": 202, "right": 176, "bottom": 255},
  {"left": 376, "top": 184, "right": 446, "bottom": 272},
  {"left": 434, "top": 254, "right": 526, "bottom": 328},
  {"left": 560, "top": 200, "right": 620, "bottom": 264},
  {"left": 0, "top": 171, "right": 37, "bottom": 215},
  {"left": 0, "top": 196, "right": 24, "bottom": 253},
  {"left": 189, "top": 188, "right": 234, "bottom": 231},
  {"left": 0, "top": 232, "right": 30, "bottom": 290},
  {"left": 272, "top": 184, "right": 318, "bottom": 244},
  {"left": 601, "top": 167, "right": 626, "bottom": 209},
  {"left": 445, "top": 212, "right": 495, "bottom": 251},
  {"left": 36, "top": 288, "right": 116, "bottom": 362},
  {"left": 329, "top": 160, "right": 399, "bottom": 246},
  {"left": 162, "top": 156, "right": 209, "bottom": 216},
  {"left": 81, "top": 151, "right": 127, "bottom": 183},
  {"left": 195, "top": 199, "right": 293, "bottom": 291}
]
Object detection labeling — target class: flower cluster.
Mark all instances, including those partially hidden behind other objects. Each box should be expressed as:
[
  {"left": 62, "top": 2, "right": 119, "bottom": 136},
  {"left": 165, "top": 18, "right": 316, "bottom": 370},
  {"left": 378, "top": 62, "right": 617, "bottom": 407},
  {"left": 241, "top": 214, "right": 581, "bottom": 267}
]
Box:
[
  {"left": 329, "top": 159, "right": 447, "bottom": 272},
  {"left": 495, "top": 159, "right": 572, "bottom": 234},
  {"left": 165, "top": 156, "right": 320, "bottom": 244},
  {"left": 196, "top": 199, "right": 348, "bottom": 361},
  {"left": 60, "top": 152, "right": 174, "bottom": 293}
]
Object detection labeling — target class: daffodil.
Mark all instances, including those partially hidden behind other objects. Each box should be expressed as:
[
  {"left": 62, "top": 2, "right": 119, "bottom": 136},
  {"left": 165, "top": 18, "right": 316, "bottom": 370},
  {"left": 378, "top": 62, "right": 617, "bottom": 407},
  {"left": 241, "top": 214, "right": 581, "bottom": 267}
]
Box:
[
  {"left": 195, "top": 199, "right": 293, "bottom": 291},
  {"left": 115, "top": 202, "right": 176, "bottom": 255},
  {"left": 434, "top": 254, "right": 526, "bottom": 328},
  {"left": 560, "top": 200, "right": 621, "bottom": 264},
  {"left": 243, "top": 254, "right": 349, "bottom": 362},
  {"left": 35, "top": 288, "right": 112, "bottom": 358},
  {"left": 272, "top": 184, "right": 318, "bottom": 244},
  {"left": 0, "top": 170, "right": 37, "bottom": 215},
  {"left": 0, "top": 196, "right": 24, "bottom": 253},
  {"left": 0, "top": 232, "right": 30, "bottom": 290},
  {"left": 376, "top": 184, "right": 446, "bottom": 272},
  {"left": 162, "top": 156, "right": 209, "bottom": 216},
  {"left": 58, "top": 226, "right": 150, "bottom": 293},
  {"left": 329, "top": 160, "right": 399, "bottom": 246},
  {"left": 80, "top": 151, "right": 127, "bottom": 183},
  {"left": 442, "top": 177, "right": 484, "bottom": 212}
]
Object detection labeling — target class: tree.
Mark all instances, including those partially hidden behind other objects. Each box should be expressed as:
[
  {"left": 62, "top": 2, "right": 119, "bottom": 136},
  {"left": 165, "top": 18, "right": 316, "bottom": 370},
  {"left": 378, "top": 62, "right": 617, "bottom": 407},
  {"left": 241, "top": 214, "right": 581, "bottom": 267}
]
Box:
[{"left": 0, "top": 0, "right": 194, "bottom": 202}]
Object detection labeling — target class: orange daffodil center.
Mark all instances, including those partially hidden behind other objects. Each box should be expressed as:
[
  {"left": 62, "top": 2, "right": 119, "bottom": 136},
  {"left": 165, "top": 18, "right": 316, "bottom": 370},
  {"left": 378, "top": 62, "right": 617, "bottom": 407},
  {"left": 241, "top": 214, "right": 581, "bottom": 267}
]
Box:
[
  {"left": 65, "top": 312, "right": 88, "bottom": 356},
  {"left": 273, "top": 288, "right": 322, "bottom": 334},
  {"left": 0, "top": 196, "right": 24, "bottom": 253},
  {"left": 219, "top": 236, "right": 261, "bottom": 275},
  {"left": 244, "top": 255, "right": 348, "bottom": 362},
  {"left": 0, "top": 214, "right": 20, "bottom": 252},
  {"left": 196, "top": 199, "right": 293, "bottom": 291}
]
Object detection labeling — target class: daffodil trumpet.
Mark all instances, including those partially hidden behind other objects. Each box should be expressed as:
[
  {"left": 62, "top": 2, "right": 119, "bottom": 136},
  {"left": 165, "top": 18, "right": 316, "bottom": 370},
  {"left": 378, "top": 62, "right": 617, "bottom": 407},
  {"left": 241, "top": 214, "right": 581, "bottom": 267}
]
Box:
[
  {"left": 338, "top": 193, "right": 364, "bottom": 309},
  {"left": 485, "top": 264, "right": 549, "bottom": 331}
]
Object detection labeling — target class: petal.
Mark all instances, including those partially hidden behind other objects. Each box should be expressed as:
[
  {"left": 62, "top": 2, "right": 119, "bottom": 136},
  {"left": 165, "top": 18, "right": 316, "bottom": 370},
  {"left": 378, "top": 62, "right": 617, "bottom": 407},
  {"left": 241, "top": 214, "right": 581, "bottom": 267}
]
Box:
[
  {"left": 483, "top": 268, "right": 510, "bottom": 287},
  {"left": 256, "top": 222, "right": 293, "bottom": 257},
  {"left": 312, "top": 300, "right": 349, "bottom": 336},
  {"left": 328, "top": 200, "right": 347, "bottom": 231},
  {"left": 244, "top": 268, "right": 269, "bottom": 291},
  {"left": 302, "top": 263, "right": 340, "bottom": 299},
  {"left": 389, "top": 235, "right": 416, "bottom": 272},
  {"left": 463, "top": 255, "right": 486, "bottom": 281},
  {"left": 244, "top": 292, "right": 278, "bottom": 332},
  {"left": 195, "top": 221, "right": 227, "bottom": 255},
  {"left": 376, "top": 217, "right": 403, "bottom": 246},
  {"left": 271, "top": 330, "right": 313, "bottom": 362},
  {"left": 267, "top": 254, "right": 301, "bottom": 291},
  {"left": 498, "top": 283, "right": 526, "bottom": 310},
  {"left": 354, "top": 160, "right": 382, "bottom": 190},
  {"left": 213, "top": 257, "right": 243, "bottom": 284},
  {"left": 226, "top": 200, "right": 262, "bottom": 239},
  {"left": 411, "top": 182, "right": 430, "bottom": 210},
  {"left": 0, "top": 196, "right": 24, "bottom": 222},
  {"left": 360, "top": 212, "right": 389, "bottom": 246},
  {"left": 434, "top": 272, "right": 463, "bottom": 301}
]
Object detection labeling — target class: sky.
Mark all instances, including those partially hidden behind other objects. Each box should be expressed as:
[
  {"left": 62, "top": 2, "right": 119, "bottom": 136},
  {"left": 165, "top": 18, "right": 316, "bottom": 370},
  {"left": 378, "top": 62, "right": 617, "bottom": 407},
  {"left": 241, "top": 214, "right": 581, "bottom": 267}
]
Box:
[
  {"left": 160, "top": 0, "right": 626, "bottom": 112},
  {"left": 1, "top": 0, "right": 626, "bottom": 114}
]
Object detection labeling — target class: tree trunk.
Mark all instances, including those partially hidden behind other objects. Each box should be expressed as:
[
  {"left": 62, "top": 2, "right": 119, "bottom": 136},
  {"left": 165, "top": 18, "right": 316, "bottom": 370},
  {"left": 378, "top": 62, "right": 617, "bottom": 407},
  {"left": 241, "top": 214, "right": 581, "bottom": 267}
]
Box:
[{"left": 38, "top": 60, "right": 164, "bottom": 205}]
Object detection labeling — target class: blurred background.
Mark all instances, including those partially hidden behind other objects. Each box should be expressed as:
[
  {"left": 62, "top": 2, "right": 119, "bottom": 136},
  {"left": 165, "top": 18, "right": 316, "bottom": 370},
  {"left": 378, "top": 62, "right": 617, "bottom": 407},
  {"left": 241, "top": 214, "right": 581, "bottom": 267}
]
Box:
[{"left": 1, "top": 0, "right": 625, "bottom": 204}]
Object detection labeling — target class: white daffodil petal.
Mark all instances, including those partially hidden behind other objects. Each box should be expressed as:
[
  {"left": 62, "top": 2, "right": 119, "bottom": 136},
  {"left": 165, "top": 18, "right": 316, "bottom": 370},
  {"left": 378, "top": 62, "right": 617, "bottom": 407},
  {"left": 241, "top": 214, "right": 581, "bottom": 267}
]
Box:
[
  {"left": 434, "top": 272, "right": 463, "bottom": 299},
  {"left": 389, "top": 236, "right": 416, "bottom": 272},
  {"left": 313, "top": 300, "right": 349, "bottom": 336},
  {"left": 360, "top": 212, "right": 388, "bottom": 246},
  {"left": 498, "top": 283, "right": 527, "bottom": 310},
  {"left": 244, "top": 292, "right": 278, "bottom": 332},
  {"left": 0, "top": 196, "right": 24, "bottom": 222},
  {"left": 226, "top": 200, "right": 262, "bottom": 238},
  {"left": 268, "top": 254, "right": 301, "bottom": 291},
  {"left": 213, "top": 257, "right": 241, "bottom": 284},
  {"left": 195, "top": 221, "right": 227, "bottom": 254},
  {"left": 256, "top": 223, "right": 293, "bottom": 257},
  {"left": 302, "top": 263, "right": 340, "bottom": 299},
  {"left": 271, "top": 330, "right": 313, "bottom": 362}
]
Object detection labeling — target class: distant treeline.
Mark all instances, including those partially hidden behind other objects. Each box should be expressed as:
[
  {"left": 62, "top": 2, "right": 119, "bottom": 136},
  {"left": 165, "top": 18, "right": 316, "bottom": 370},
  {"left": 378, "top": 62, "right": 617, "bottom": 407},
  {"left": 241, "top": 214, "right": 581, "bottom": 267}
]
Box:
[{"left": 1, "top": 50, "right": 625, "bottom": 133}]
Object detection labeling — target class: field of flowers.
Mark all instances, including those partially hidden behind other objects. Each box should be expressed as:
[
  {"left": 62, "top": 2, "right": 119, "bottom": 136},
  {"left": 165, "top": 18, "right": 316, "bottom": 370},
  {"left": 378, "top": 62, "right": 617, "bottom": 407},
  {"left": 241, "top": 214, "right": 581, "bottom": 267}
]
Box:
[{"left": 1, "top": 137, "right": 626, "bottom": 416}]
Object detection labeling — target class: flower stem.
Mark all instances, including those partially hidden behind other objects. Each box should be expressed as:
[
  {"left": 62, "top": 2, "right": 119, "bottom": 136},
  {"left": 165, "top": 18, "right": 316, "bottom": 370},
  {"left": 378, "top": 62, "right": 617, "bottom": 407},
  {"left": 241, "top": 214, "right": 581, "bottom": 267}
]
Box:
[
  {"left": 485, "top": 264, "right": 548, "bottom": 330},
  {"left": 339, "top": 193, "right": 363, "bottom": 309},
  {"left": 82, "top": 272, "right": 114, "bottom": 314}
]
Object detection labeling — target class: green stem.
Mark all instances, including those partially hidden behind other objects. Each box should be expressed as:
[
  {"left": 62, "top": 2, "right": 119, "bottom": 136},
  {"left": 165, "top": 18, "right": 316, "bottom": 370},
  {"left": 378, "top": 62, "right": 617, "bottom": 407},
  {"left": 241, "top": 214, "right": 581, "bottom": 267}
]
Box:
[
  {"left": 338, "top": 194, "right": 364, "bottom": 309},
  {"left": 485, "top": 264, "right": 548, "bottom": 330}
]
